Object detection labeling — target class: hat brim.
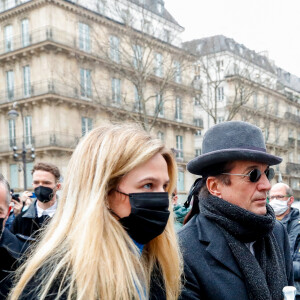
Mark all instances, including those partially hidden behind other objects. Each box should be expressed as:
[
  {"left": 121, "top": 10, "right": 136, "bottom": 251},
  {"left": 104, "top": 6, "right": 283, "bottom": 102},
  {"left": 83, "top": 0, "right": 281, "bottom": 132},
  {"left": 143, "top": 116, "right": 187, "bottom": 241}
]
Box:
[{"left": 187, "top": 148, "right": 282, "bottom": 175}]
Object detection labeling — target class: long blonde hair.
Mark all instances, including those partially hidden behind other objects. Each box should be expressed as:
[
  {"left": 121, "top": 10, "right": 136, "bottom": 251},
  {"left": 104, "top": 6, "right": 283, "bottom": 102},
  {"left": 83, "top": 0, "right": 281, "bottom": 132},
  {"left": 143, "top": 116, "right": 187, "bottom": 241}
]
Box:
[{"left": 10, "top": 124, "right": 182, "bottom": 300}]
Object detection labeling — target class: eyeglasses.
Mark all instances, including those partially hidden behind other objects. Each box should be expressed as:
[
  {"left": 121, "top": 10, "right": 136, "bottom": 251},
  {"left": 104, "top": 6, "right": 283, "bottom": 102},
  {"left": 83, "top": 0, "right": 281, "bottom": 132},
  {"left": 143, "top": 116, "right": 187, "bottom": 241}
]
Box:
[
  {"left": 269, "top": 195, "right": 290, "bottom": 200},
  {"left": 221, "top": 167, "right": 274, "bottom": 183}
]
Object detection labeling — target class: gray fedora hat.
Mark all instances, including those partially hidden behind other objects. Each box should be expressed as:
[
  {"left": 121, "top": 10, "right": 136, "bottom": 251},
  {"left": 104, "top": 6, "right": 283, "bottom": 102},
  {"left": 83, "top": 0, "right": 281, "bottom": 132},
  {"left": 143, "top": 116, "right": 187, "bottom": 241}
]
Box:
[{"left": 188, "top": 121, "right": 282, "bottom": 175}]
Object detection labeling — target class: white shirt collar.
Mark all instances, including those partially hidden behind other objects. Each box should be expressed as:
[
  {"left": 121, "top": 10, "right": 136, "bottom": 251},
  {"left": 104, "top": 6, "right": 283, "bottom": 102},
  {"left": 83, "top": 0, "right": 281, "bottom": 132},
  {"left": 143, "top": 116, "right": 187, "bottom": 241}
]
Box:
[{"left": 36, "top": 201, "right": 57, "bottom": 218}]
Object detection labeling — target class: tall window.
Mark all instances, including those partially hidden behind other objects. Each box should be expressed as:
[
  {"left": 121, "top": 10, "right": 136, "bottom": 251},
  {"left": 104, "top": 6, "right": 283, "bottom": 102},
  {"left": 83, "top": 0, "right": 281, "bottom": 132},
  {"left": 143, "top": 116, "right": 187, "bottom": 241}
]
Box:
[
  {"left": 157, "top": 131, "right": 164, "bottom": 142},
  {"left": 80, "top": 68, "right": 92, "bottom": 99},
  {"left": 176, "top": 135, "right": 183, "bottom": 159},
  {"left": 174, "top": 61, "right": 181, "bottom": 83},
  {"left": 156, "top": 93, "right": 164, "bottom": 117},
  {"left": 134, "top": 86, "right": 142, "bottom": 111},
  {"left": 109, "top": 35, "right": 120, "bottom": 63},
  {"left": 24, "top": 115, "right": 32, "bottom": 146},
  {"left": 6, "top": 70, "right": 14, "bottom": 100},
  {"left": 111, "top": 78, "right": 121, "bottom": 103},
  {"left": 8, "top": 119, "right": 16, "bottom": 147},
  {"left": 79, "top": 22, "right": 90, "bottom": 52},
  {"left": 217, "top": 87, "right": 224, "bottom": 101},
  {"left": 264, "top": 95, "right": 268, "bottom": 111},
  {"left": 175, "top": 97, "right": 182, "bottom": 121},
  {"left": 177, "top": 171, "right": 184, "bottom": 191},
  {"left": 253, "top": 93, "right": 258, "bottom": 109},
  {"left": 26, "top": 162, "right": 33, "bottom": 188},
  {"left": 133, "top": 44, "right": 143, "bottom": 69},
  {"left": 10, "top": 164, "right": 19, "bottom": 189},
  {"left": 195, "top": 148, "right": 202, "bottom": 157},
  {"left": 23, "top": 65, "right": 31, "bottom": 97},
  {"left": 21, "top": 19, "right": 30, "bottom": 47},
  {"left": 217, "top": 117, "right": 224, "bottom": 124},
  {"left": 155, "top": 53, "right": 163, "bottom": 77},
  {"left": 81, "top": 117, "right": 93, "bottom": 136},
  {"left": 4, "top": 24, "right": 13, "bottom": 52}
]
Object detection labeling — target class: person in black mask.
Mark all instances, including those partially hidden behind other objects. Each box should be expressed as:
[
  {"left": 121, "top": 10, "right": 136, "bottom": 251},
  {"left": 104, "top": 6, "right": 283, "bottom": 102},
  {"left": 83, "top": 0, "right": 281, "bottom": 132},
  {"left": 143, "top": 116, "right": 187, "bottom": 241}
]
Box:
[
  {"left": 10, "top": 162, "right": 61, "bottom": 240},
  {"left": 0, "top": 174, "right": 29, "bottom": 299},
  {"left": 10, "top": 124, "right": 182, "bottom": 300}
]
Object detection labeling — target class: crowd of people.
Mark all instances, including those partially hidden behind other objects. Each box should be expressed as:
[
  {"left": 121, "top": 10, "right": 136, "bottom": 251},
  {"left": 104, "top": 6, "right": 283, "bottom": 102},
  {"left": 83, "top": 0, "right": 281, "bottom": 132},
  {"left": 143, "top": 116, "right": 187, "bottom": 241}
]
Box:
[{"left": 0, "top": 121, "right": 299, "bottom": 299}]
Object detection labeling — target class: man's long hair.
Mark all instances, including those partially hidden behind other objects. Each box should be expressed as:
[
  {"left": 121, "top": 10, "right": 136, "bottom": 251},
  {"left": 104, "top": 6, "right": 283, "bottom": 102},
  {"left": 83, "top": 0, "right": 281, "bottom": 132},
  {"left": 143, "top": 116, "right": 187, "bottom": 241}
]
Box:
[{"left": 10, "top": 124, "right": 182, "bottom": 300}]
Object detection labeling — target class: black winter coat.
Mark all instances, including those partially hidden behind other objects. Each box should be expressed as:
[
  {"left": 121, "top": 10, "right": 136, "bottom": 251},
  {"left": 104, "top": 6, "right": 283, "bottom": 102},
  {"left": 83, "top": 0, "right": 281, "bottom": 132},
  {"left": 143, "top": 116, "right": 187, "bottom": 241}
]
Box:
[
  {"left": 10, "top": 200, "right": 50, "bottom": 239},
  {"left": 178, "top": 214, "right": 293, "bottom": 300},
  {"left": 0, "top": 228, "right": 29, "bottom": 300}
]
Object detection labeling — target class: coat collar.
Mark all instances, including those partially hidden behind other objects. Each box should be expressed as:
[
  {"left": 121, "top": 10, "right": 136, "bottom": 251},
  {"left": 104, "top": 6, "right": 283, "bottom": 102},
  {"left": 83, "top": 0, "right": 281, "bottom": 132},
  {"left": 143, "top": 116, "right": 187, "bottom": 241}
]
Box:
[
  {"left": 22, "top": 200, "right": 37, "bottom": 218},
  {"left": 196, "top": 214, "right": 243, "bottom": 279}
]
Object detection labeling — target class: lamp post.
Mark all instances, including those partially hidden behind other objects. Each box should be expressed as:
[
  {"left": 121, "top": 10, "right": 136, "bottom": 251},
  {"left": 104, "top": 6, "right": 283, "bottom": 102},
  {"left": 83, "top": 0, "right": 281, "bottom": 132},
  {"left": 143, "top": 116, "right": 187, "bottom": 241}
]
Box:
[{"left": 7, "top": 105, "right": 35, "bottom": 190}]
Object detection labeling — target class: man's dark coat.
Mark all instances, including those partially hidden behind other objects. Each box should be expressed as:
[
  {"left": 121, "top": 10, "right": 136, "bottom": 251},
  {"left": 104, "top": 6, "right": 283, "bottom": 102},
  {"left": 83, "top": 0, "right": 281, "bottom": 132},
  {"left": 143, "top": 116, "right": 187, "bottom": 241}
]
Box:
[
  {"left": 0, "top": 228, "right": 29, "bottom": 300},
  {"left": 178, "top": 214, "right": 293, "bottom": 300}
]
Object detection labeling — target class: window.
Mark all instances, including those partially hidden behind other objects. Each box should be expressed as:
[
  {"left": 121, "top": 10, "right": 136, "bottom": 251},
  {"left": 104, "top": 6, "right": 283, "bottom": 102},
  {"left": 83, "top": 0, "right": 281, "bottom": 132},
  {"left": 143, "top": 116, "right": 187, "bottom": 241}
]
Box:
[
  {"left": 10, "top": 164, "right": 19, "bottom": 189},
  {"left": 96, "top": 0, "right": 106, "bottom": 14},
  {"left": 195, "top": 148, "right": 202, "bottom": 157},
  {"left": 155, "top": 53, "right": 163, "bottom": 77},
  {"left": 195, "top": 130, "right": 202, "bottom": 136},
  {"left": 80, "top": 68, "right": 92, "bottom": 99},
  {"left": 291, "top": 178, "right": 300, "bottom": 190},
  {"left": 264, "top": 96, "right": 268, "bottom": 111},
  {"left": 6, "top": 70, "right": 14, "bottom": 100},
  {"left": 217, "top": 117, "right": 224, "bottom": 124},
  {"left": 265, "top": 128, "right": 269, "bottom": 141},
  {"left": 21, "top": 19, "right": 30, "bottom": 47},
  {"left": 134, "top": 85, "right": 142, "bottom": 111},
  {"left": 157, "top": 1, "right": 164, "bottom": 14},
  {"left": 133, "top": 44, "right": 143, "bottom": 69},
  {"left": 289, "top": 151, "right": 294, "bottom": 163},
  {"left": 289, "top": 129, "right": 294, "bottom": 139},
  {"left": 4, "top": 24, "right": 13, "bottom": 52},
  {"left": 174, "top": 61, "right": 181, "bottom": 83},
  {"left": 24, "top": 115, "right": 32, "bottom": 146},
  {"left": 111, "top": 78, "right": 121, "bottom": 103},
  {"left": 274, "top": 101, "right": 279, "bottom": 116},
  {"left": 26, "top": 162, "right": 33, "bottom": 188},
  {"left": 194, "top": 95, "right": 201, "bottom": 105},
  {"left": 177, "top": 171, "right": 184, "bottom": 191},
  {"left": 23, "top": 65, "right": 31, "bottom": 97},
  {"left": 275, "top": 127, "right": 279, "bottom": 143},
  {"left": 79, "top": 22, "right": 91, "bottom": 52},
  {"left": 194, "top": 118, "right": 202, "bottom": 127},
  {"left": 109, "top": 35, "right": 120, "bottom": 63},
  {"left": 175, "top": 97, "right": 182, "bottom": 121},
  {"left": 217, "top": 87, "right": 224, "bottom": 101},
  {"left": 157, "top": 131, "right": 164, "bottom": 142},
  {"left": 81, "top": 117, "right": 92, "bottom": 136},
  {"left": 216, "top": 60, "right": 224, "bottom": 71},
  {"left": 156, "top": 93, "right": 164, "bottom": 117},
  {"left": 176, "top": 135, "right": 183, "bottom": 159},
  {"left": 253, "top": 93, "right": 258, "bottom": 109},
  {"left": 163, "top": 29, "right": 170, "bottom": 42},
  {"left": 8, "top": 119, "right": 16, "bottom": 147}
]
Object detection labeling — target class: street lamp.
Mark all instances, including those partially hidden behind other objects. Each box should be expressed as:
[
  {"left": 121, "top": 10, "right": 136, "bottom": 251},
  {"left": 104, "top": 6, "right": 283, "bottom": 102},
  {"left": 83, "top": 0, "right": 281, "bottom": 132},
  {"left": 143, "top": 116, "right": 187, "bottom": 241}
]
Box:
[{"left": 7, "top": 104, "right": 35, "bottom": 190}]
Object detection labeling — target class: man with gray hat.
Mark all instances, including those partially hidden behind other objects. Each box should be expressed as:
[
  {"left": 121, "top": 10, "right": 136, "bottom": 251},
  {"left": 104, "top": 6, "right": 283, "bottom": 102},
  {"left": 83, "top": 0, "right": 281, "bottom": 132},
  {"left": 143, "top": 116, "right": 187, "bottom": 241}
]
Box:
[{"left": 179, "top": 121, "right": 293, "bottom": 300}]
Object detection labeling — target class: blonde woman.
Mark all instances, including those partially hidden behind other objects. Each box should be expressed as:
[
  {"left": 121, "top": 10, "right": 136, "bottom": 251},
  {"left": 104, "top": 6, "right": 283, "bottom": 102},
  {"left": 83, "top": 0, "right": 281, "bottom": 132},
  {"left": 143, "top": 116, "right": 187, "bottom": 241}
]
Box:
[{"left": 10, "top": 124, "right": 182, "bottom": 300}]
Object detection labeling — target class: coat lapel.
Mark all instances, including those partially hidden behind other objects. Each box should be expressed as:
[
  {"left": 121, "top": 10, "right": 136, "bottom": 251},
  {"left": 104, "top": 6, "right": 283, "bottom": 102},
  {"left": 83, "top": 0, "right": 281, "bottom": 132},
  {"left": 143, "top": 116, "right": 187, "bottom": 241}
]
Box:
[{"left": 196, "top": 214, "right": 243, "bottom": 279}]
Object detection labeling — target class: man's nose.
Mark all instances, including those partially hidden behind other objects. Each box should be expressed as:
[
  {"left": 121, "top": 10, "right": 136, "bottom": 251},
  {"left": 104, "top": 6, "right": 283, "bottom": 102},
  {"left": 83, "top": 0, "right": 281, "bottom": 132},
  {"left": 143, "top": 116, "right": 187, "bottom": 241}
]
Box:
[{"left": 258, "top": 173, "right": 271, "bottom": 191}]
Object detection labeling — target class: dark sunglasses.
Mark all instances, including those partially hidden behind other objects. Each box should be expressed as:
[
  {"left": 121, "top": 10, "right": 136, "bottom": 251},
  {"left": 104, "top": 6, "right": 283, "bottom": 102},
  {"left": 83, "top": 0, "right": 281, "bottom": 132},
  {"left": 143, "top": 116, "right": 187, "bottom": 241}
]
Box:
[{"left": 222, "top": 167, "right": 275, "bottom": 183}]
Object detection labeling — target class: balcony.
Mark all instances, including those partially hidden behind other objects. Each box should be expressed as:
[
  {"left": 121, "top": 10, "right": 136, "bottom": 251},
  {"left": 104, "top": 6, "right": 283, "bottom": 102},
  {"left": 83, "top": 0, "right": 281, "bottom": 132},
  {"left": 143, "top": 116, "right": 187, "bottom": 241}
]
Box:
[
  {"left": 0, "top": 131, "right": 80, "bottom": 154},
  {"left": 286, "top": 162, "right": 300, "bottom": 175},
  {"left": 284, "top": 112, "right": 300, "bottom": 124}
]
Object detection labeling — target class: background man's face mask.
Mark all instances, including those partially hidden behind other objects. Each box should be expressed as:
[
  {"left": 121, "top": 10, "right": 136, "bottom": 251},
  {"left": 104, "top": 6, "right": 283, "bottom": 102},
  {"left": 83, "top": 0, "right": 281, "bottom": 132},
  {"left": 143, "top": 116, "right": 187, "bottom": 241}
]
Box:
[
  {"left": 269, "top": 198, "right": 290, "bottom": 216},
  {"left": 34, "top": 186, "right": 55, "bottom": 203}
]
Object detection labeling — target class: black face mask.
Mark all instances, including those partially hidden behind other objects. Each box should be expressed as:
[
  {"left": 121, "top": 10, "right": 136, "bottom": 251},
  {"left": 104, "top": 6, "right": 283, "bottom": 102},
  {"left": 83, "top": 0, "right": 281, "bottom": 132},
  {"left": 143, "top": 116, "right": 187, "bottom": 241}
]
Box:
[
  {"left": 0, "top": 217, "right": 4, "bottom": 234},
  {"left": 115, "top": 191, "right": 170, "bottom": 245},
  {"left": 34, "top": 186, "right": 54, "bottom": 203}
]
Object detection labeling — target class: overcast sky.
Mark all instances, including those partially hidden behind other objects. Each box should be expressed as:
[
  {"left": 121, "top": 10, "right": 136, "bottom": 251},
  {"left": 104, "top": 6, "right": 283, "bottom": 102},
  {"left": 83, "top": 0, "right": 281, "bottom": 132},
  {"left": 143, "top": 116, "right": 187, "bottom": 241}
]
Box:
[{"left": 166, "top": 0, "right": 300, "bottom": 77}]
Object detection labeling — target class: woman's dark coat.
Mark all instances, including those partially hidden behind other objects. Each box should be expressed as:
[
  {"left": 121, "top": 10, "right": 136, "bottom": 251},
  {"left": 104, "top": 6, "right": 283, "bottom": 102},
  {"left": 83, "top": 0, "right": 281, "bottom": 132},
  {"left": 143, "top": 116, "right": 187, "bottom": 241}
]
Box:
[{"left": 178, "top": 213, "right": 293, "bottom": 300}]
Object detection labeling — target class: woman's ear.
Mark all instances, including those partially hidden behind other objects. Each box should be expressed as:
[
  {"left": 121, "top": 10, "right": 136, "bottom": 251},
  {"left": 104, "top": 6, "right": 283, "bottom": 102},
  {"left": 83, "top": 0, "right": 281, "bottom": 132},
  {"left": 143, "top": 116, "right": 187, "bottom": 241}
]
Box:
[{"left": 206, "top": 177, "right": 222, "bottom": 198}]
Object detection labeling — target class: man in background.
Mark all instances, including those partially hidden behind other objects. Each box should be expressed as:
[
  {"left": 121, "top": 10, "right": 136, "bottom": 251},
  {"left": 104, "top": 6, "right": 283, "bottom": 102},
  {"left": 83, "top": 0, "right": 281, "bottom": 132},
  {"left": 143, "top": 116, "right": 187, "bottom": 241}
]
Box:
[{"left": 11, "top": 162, "right": 61, "bottom": 239}]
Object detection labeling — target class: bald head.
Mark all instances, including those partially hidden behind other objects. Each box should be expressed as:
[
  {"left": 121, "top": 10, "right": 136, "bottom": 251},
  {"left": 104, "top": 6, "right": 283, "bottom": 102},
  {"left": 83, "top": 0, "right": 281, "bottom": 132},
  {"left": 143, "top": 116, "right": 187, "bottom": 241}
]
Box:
[{"left": 270, "top": 183, "right": 293, "bottom": 197}]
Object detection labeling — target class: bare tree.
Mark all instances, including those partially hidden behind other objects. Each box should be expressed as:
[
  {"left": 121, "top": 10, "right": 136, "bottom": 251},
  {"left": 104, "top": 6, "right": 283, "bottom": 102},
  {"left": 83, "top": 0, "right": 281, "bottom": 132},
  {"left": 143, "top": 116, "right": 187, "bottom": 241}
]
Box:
[{"left": 79, "top": 0, "right": 197, "bottom": 132}]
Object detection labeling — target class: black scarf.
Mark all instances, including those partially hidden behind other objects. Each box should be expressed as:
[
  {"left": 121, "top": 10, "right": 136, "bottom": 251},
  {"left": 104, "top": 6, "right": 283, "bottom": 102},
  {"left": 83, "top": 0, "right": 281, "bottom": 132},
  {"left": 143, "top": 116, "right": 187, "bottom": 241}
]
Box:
[{"left": 199, "top": 193, "right": 288, "bottom": 300}]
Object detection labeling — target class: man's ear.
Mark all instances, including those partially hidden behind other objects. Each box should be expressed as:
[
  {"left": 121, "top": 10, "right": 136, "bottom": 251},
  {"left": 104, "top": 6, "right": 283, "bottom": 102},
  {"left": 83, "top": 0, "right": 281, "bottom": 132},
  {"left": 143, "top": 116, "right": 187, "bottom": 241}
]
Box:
[
  {"left": 288, "top": 196, "right": 294, "bottom": 206},
  {"left": 206, "top": 177, "right": 222, "bottom": 198}
]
